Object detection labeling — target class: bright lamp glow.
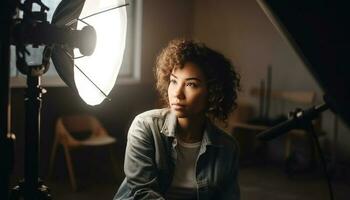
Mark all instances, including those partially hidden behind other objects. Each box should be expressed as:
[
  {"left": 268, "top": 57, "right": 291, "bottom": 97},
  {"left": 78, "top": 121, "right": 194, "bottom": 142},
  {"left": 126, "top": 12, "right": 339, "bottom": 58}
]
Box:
[{"left": 74, "top": 0, "right": 127, "bottom": 105}]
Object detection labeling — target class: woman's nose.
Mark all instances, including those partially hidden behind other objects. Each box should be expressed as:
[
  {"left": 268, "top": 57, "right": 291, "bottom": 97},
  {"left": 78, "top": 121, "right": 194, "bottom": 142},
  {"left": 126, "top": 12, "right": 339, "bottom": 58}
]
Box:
[{"left": 173, "top": 84, "right": 185, "bottom": 99}]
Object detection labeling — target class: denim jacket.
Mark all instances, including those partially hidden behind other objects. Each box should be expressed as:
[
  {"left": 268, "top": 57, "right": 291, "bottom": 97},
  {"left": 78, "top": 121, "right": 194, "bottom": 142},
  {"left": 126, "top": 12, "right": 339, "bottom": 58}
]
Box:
[{"left": 114, "top": 109, "right": 240, "bottom": 200}]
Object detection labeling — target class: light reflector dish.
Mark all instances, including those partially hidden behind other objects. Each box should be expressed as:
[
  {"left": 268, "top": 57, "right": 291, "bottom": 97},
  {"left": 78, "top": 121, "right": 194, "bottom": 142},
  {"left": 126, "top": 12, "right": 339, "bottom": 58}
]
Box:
[{"left": 51, "top": 0, "right": 127, "bottom": 105}]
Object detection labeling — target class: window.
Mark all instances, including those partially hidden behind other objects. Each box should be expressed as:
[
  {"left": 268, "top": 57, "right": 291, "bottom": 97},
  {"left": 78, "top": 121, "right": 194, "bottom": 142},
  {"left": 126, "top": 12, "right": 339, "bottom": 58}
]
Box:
[{"left": 10, "top": 0, "right": 142, "bottom": 87}]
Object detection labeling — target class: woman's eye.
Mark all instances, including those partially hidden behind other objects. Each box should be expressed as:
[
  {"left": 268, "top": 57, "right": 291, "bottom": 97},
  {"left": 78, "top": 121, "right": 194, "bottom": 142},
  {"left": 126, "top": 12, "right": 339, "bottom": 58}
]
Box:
[
  {"left": 170, "top": 79, "right": 177, "bottom": 84},
  {"left": 186, "top": 82, "right": 197, "bottom": 87}
]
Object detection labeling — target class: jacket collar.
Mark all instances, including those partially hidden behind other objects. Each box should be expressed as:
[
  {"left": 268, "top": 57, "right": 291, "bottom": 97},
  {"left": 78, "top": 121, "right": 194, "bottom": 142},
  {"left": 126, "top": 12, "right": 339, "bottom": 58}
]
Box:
[
  {"left": 160, "top": 109, "right": 177, "bottom": 137},
  {"left": 160, "top": 109, "right": 223, "bottom": 147}
]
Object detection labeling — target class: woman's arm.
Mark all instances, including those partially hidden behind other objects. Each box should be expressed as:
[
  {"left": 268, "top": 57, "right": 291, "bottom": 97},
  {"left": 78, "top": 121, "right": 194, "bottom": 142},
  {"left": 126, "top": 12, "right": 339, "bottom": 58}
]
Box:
[{"left": 115, "top": 116, "right": 165, "bottom": 199}]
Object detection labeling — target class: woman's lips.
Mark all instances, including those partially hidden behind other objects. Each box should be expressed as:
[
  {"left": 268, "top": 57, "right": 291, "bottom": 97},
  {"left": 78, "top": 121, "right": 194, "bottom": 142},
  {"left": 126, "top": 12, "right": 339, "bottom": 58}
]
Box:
[{"left": 171, "top": 103, "right": 185, "bottom": 110}]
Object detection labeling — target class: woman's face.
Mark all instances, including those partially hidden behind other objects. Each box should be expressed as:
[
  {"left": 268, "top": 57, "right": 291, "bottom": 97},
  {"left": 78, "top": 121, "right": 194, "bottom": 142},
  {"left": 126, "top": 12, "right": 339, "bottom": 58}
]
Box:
[{"left": 168, "top": 62, "right": 208, "bottom": 118}]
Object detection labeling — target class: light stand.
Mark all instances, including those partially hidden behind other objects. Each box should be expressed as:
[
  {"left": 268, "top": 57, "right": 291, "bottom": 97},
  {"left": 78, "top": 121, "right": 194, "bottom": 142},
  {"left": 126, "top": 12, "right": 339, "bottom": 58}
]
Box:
[
  {"left": 3, "top": 0, "right": 127, "bottom": 198},
  {"left": 9, "top": 76, "right": 50, "bottom": 200},
  {"left": 7, "top": 0, "right": 97, "bottom": 199},
  {"left": 9, "top": 0, "right": 51, "bottom": 198},
  {"left": 256, "top": 97, "right": 334, "bottom": 200}
]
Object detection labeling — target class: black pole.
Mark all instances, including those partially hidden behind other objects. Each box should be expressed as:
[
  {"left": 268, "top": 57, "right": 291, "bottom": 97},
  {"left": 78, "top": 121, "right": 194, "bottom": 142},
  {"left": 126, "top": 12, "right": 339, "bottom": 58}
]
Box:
[
  {"left": 0, "top": 19, "right": 11, "bottom": 200},
  {"left": 307, "top": 124, "right": 334, "bottom": 200},
  {"left": 0, "top": 0, "right": 15, "bottom": 199},
  {"left": 24, "top": 76, "right": 42, "bottom": 199},
  {"left": 259, "top": 79, "right": 265, "bottom": 119},
  {"left": 10, "top": 75, "right": 50, "bottom": 200},
  {"left": 264, "top": 65, "right": 272, "bottom": 119}
]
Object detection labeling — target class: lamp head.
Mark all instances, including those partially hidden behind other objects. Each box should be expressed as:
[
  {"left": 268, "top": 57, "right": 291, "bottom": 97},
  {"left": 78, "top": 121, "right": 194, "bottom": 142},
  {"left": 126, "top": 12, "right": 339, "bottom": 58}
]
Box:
[
  {"left": 77, "top": 25, "right": 96, "bottom": 56},
  {"left": 50, "top": 0, "right": 128, "bottom": 106}
]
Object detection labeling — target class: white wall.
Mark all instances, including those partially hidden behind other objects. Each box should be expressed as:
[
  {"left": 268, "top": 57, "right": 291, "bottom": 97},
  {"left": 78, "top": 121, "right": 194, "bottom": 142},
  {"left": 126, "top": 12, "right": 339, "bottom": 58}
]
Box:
[{"left": 141, "top": 0, "right": 194, "bottom": 84}]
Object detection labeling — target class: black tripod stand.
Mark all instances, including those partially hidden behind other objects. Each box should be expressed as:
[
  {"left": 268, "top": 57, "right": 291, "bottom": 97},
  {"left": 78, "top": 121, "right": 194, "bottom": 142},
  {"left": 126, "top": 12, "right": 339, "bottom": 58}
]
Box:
[
  {"left": 256, "top": 101, "right": 334, "bottom": 200},
  {"left": 7, "top": 0, "right": 52, "bottom": 198},
  {"left": 10, "top": 76, "right": 51, "bottom": 200},
  {"left": 4, "top": 0, "right": 106, "bottom": 198}
]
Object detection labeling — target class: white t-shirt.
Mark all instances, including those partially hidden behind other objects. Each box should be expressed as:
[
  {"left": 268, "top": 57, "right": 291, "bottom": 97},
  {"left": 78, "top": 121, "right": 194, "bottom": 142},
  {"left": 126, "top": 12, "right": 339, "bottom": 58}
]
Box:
[{"left": 165, "top": 138, "right": 202, "bottom": 200}]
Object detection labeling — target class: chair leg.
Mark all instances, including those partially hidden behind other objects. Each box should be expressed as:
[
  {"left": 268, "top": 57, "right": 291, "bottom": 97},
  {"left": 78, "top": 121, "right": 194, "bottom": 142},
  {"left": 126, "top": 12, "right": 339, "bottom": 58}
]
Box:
[
  {"left": 48, "top": 136, "right": 59, "bottom": 179},
  {"left": 63, "top": 145, "right": 77, "bottom": 191}
]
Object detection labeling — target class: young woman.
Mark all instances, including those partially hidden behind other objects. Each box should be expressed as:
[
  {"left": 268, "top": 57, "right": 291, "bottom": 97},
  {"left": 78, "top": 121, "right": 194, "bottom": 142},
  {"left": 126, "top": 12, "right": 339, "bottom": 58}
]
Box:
[{"left": 114, "top": 39, "right": 241, "bottom": 200}]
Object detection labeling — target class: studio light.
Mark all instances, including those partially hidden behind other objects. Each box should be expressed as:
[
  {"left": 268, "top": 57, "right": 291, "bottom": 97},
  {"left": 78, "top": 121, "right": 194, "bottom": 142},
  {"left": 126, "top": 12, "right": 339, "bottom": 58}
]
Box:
[
  {"left": 50, "top": 0, "right": 128, "bottom": 105},
  {"left": 1, "top": 0, "right": 129, "bottom": 199}
]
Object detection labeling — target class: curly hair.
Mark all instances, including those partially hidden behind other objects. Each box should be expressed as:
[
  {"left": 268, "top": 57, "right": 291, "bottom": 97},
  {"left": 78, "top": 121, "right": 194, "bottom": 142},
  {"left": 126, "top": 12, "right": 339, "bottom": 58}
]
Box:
[{"left": 154, "top": 38, "right": 240, "bottom": 122}]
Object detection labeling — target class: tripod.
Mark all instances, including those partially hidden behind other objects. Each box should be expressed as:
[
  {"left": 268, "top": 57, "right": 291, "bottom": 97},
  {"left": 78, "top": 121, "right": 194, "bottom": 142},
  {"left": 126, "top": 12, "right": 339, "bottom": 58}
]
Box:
[
  {"left": 9, "top": 75, "right": 51, "bottom": 200},
  {"left": 256, "top": 101, "right": 334, "bottom": 200}
]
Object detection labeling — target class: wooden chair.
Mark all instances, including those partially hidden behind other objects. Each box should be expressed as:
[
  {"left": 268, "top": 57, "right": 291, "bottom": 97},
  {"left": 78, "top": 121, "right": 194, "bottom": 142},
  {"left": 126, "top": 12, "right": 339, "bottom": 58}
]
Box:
[{"left": 48, "top": 114, "right": 118, "bottom": 191}]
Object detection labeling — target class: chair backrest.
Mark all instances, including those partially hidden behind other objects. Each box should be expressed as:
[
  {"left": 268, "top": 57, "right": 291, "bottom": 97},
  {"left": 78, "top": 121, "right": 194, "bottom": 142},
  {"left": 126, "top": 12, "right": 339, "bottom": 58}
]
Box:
[{"left": 55, "top": 114, "right": 108, "bottom": 146}]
